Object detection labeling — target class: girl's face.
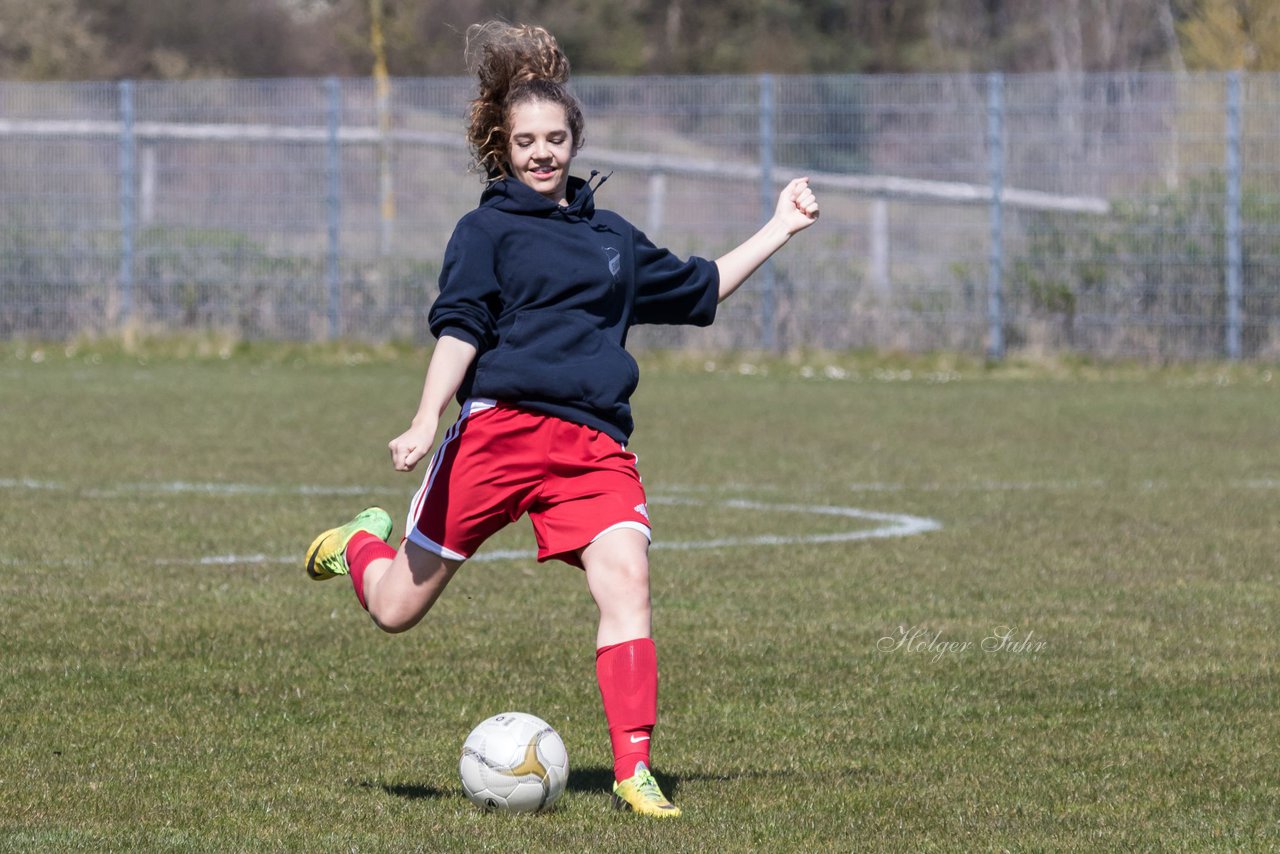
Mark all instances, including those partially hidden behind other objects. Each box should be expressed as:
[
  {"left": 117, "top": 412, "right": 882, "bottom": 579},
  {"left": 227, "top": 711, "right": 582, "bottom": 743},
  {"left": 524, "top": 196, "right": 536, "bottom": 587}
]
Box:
[{"left": 506, "top": 99, "right": 574, "bottom": 204}]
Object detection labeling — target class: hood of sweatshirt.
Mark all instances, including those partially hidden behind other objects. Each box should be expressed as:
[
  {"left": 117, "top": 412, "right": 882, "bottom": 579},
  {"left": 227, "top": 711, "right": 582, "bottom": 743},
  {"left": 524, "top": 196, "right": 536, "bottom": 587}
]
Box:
[{"left": 479, "top": 172, "right": 609, "bottom": 219}]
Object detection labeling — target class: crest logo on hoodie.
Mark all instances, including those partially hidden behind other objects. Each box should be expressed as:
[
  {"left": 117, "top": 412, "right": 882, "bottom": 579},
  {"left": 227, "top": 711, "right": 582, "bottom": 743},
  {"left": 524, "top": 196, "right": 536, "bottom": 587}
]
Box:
[{"left": 603, "top": 246, "right": 621, "bottom": 283}]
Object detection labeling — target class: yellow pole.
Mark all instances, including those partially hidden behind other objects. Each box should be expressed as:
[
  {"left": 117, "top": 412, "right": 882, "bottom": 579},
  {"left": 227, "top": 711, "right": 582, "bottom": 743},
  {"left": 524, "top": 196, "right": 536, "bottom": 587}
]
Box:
[{"left": 371, "top": 0, "right": 394, "bottom": 255}]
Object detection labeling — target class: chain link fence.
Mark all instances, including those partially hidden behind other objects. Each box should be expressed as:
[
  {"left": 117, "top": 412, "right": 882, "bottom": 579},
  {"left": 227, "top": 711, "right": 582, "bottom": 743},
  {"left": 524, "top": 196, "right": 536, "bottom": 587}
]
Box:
[{"left": 1, "top": 72, "right": 1277, "bottom": 359}]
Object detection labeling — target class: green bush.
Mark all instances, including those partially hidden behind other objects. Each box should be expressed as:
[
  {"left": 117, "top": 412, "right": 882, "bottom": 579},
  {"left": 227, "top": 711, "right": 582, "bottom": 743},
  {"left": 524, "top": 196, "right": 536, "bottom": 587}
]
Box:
[
  {"left": 1008, "top": 174, "right": 1280, "bottom": 359},
  {"left": 1, "top": 221, "right": 441, "bottom": 342}
]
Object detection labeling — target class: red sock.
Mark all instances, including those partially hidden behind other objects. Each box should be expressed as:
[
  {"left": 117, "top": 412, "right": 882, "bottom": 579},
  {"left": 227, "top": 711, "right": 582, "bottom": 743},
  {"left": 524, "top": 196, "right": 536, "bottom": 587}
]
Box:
[
  {"left": 345, "top": 531, "right": 395, "bottom": 611},
  {"left": 596, "top": 637, "right": 658, "bottom": 782}
]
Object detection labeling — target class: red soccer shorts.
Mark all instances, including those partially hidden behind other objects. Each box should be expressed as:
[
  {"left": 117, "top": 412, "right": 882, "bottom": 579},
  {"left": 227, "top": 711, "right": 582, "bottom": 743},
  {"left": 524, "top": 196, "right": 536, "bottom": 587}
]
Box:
[{"left": 405, "top": 399, "right": 651, "bottom": 568}]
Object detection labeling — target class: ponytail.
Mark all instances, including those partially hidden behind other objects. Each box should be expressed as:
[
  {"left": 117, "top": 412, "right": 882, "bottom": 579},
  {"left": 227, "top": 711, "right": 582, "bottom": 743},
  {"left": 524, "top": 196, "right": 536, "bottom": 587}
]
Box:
[{"left": 465, "top": 22, "right": 585, "bottom": 179}]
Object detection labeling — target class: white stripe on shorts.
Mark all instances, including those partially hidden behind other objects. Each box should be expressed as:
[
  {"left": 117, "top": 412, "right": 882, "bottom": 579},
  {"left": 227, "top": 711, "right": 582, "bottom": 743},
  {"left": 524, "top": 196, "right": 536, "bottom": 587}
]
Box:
[
  {"left": 406, "top": 531, "right": 469, "bottom": 562},
  {"left": 404, "top": 398, "right": 496, "bottom": 558},
  {"left": 590, "top": 520, "right": 653, "bottom": 545}
]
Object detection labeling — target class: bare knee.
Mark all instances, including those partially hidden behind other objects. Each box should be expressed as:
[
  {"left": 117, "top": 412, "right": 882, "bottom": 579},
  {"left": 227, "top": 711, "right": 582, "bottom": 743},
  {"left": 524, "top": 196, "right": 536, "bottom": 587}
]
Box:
[
  {"left": 368, "top": 603, "right": 425, "bottom": 634},
  {"left": 584, "top": 540, "right": 652, "bottom": 646},
  {"left": 595, "top": 555, "right": 650, "bottom": 605},
  {"left": 583, "top": 530, "right": 652, "bottom": 592},
  {"left": 606, "top": 552, "right": 651, "bottom": 588},
  {"left": 364, "top": 546, "right": 459, "bottom": 634},
  {"left": 584, "top": 537, "right": 652, "bottom": 630}
]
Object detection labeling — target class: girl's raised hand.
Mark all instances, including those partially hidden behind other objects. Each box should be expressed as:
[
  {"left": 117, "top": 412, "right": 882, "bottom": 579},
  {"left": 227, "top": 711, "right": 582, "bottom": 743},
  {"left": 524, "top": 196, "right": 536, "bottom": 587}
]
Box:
[{"left": 776, "top": 177, "right": 820, "bottom": 235}]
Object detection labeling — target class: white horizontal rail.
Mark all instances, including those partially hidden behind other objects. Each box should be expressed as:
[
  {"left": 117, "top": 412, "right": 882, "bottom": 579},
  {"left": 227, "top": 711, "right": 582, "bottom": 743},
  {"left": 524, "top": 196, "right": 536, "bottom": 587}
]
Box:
[
  {"left": 578, "top": 149, "right": 1108, "bottom": 214},
  {"left": 0, "top": 118, "right": 458, "bottom": 145},
  {"left": 0, "top": 118, "right": 1109, "bottom": 214}
]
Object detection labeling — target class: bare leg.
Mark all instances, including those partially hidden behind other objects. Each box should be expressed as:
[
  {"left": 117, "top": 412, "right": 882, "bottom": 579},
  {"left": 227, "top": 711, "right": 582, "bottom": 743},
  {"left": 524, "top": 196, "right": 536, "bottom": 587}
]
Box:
[
  {"left": 581, "top": 528, "right": 652, "bottom": 646},
  {"left": 361, "top": 540, "right": 462, "bottom": 634},
  {"left": 583, "top": 527, "right": 679, "bottom": 812}
]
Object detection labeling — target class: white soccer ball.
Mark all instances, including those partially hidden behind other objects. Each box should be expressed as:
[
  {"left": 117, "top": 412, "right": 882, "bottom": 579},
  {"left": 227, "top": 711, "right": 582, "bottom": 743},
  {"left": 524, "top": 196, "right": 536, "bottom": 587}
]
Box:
[{"left": 459, "top": 712, "right": 569, "bottom": 813}]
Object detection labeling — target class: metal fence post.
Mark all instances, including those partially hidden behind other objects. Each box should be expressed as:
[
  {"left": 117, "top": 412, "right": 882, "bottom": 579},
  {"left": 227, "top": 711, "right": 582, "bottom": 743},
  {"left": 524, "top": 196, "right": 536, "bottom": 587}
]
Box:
[
  {"left": 1225, "top": 71, "right": 1243, "bottom": 361},
  {"left": 325, "top": 77, "right": 342, "bottom": 339},
  {"left": 759, "top": 72, "right": 777, "bottom": 350},
  {"left": 646, "top": 171, "right": 667, "bottom": 237},
  {"left": 869, "top": 197, "right": 890, "bottom": 297},
  {"left": 372, "top": 0, "right": 395, "bottom": 257},
  {"left": 985, "top": 72, "right": 1005, "bottom": 361},
  {"left": 118, "top": 80, "right": 136, "bottom": 327}
]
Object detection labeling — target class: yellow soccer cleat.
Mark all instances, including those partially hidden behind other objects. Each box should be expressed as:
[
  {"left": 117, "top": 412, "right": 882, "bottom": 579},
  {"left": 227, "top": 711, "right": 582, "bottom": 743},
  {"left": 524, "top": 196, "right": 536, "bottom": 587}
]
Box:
[
  {"left": 611, "top": 763, "right": 681, "bottom": 818},
  {"left": 305, "top": 507, "right": 393, "bottom": 580}
]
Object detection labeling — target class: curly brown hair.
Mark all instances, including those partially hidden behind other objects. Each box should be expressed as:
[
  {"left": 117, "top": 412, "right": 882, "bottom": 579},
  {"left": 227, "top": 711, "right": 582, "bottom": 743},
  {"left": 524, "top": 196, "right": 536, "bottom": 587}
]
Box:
[{"left": 464, "top": 21, "right": 585, "bottom": 179}]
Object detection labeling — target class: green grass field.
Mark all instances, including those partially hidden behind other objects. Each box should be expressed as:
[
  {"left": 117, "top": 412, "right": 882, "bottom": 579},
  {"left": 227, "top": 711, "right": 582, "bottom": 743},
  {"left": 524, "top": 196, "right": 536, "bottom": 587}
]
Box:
[{"left": 2, "top": 342, "right": 1277, "bottom": 852}]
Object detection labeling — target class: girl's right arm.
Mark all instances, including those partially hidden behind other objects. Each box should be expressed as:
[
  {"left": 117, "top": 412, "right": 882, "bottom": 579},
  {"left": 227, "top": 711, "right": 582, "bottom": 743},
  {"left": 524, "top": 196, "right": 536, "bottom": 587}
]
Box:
[
  {"left": 388, "top": 335, "right": 479, "bottom": 472},
  {"left": 714, "top": 177, "right": 819, "bottom": 303}
]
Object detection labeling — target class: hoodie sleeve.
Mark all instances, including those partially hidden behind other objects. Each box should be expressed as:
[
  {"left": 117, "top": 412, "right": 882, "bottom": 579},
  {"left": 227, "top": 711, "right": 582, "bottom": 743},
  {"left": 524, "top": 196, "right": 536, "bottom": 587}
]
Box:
[
  {"left": 631, "top": 227, "right": 719, "bottom": 328},
  {"left": 428, "top": 218, "right": 502, "bottom": 350}
]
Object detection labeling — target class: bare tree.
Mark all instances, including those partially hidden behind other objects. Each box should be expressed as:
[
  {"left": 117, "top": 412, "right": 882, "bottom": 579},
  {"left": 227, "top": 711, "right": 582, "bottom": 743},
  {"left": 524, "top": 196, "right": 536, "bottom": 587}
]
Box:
[
  {"left": 0, "top": 0, "right": 111, "bottom": 79},
  {"left": 2, "top": 0, "right": 1195, "bottom": 80},
  {"left": 1178, "top": 0, "right": 1280, "bottom": 70}
]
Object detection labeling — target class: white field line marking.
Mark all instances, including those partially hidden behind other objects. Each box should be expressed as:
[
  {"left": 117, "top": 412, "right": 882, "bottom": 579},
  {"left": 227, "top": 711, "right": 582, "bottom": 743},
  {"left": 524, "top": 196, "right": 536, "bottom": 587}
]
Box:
[
  {"left": 645, "top": 496, "right": 940, "bottom": 550},
  {"left": 166, "top": 497, "right": 941, "bottom": 566},
  {"left": 7, "top": 474, "right": 1276, "bottom": 568},
  {"left": 846, "top": 478, "right": 1280, "bottom": 492},
  {"left": 6, "top": 476, "right": 1276, "bottom": 498},
  {"left": 0, "top": 477, "right": 64, "bottom": 491},
  {"left": 0, "top": 477, "right": 942, "bottom": 566},
  {"left": 846, "top": 479, "right": 1110, "bottom": 492}
]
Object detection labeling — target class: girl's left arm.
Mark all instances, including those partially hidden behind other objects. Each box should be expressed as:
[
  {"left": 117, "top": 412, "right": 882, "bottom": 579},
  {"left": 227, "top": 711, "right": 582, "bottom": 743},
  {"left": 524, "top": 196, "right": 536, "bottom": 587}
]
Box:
[{"left": 715, "top": 177, "right": 819, "bottom": 303}]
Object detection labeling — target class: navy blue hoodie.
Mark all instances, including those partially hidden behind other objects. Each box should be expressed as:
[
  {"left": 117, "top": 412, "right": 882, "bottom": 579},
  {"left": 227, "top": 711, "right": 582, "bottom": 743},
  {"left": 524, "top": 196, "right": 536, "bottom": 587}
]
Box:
[{"left": 428, "top": 174, "right": 719, "bottom": 443}]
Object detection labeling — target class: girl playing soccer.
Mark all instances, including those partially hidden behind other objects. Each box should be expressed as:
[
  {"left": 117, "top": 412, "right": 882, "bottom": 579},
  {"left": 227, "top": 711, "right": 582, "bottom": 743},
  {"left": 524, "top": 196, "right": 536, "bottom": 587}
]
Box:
[{"left": 305, "top": 21, "right": 819, "bottom": 817}]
